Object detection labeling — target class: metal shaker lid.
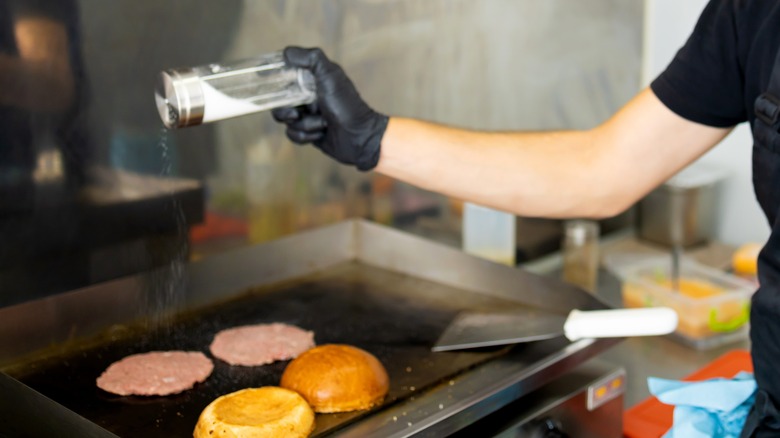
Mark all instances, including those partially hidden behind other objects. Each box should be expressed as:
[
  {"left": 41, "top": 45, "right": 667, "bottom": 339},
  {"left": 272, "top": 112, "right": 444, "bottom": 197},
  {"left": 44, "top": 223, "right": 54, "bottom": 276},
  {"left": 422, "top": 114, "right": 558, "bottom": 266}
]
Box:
[
  {"left": 154, "top": 69, "right": 204, "bottom": 129},
  {"left": 564, "top": 220, "right": 599, "bottom": 246}
]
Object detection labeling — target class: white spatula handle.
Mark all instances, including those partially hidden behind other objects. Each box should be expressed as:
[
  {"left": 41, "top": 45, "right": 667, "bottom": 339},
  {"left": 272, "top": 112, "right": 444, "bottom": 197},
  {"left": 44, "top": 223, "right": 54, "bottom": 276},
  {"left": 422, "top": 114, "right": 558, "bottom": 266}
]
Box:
[{"left": 563, "top": 307, "right": 678, "bottom": 341}]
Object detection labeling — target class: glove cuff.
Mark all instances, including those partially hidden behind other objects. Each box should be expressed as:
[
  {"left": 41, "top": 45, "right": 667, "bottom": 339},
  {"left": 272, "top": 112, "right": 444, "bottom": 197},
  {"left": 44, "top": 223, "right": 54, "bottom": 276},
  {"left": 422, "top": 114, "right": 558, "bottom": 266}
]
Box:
[{"left": 355, "top": 114, "right": 389, "bottom": 171}]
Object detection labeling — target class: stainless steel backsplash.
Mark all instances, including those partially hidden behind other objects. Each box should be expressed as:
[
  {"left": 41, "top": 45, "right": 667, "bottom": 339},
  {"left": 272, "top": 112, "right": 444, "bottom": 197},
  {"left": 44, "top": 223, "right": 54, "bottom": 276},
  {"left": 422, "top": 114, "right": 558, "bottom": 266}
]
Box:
[{"left": 0, "top": 0, "right": 641, "bottom": 304}]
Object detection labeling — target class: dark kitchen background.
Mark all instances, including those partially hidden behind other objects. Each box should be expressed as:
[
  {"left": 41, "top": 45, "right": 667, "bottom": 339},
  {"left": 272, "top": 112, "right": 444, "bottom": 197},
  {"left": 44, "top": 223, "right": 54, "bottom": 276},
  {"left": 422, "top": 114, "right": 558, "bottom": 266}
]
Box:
[{"left": 0, "top": 0, "right": 642, "bottom": 306}]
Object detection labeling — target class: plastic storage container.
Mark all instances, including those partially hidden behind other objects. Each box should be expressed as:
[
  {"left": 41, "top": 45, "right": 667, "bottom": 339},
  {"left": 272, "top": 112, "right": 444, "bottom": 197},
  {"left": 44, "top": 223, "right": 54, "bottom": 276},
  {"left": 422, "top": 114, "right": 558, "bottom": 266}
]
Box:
[{"left": 621, "top": 259, "right": 755, "bottom": 349}]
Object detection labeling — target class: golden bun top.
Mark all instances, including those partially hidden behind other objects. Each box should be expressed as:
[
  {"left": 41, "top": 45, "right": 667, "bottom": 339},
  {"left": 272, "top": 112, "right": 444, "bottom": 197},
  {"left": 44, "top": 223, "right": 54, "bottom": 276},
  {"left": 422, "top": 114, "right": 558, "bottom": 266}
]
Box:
[{"left": 280, "top": 344, "right": 390, "bottom": 413}]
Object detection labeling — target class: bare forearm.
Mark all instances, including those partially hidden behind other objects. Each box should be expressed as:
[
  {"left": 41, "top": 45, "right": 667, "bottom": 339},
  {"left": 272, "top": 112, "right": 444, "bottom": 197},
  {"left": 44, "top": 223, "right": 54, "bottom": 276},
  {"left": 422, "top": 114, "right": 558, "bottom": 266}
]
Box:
[
  {"left": 376, "top": 118, "right": 615, "bottom": 218},
  {"left": 375, "top": 89, "right": 731, "bottom": 219}
]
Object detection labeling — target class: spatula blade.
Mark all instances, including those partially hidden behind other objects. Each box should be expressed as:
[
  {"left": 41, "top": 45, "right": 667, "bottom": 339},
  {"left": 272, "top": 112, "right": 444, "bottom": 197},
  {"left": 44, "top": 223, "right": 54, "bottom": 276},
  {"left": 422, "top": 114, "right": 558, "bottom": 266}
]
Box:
[{"left": 432, "top": 308, "right": 568, "bottom": 352}]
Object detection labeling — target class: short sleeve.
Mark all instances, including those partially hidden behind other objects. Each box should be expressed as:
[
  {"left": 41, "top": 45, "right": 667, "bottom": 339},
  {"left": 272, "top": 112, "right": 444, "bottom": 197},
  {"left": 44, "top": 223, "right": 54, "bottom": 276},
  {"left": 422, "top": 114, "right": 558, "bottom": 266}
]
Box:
[{"left": 650, "top": 0, "right": 747, "bottom": 127}]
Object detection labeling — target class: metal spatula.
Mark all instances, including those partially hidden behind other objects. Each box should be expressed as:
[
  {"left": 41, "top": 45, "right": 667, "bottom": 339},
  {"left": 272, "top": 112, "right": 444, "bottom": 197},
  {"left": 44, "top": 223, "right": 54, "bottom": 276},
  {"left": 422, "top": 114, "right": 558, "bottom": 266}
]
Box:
[{"left": 431, "top": 307, "right": 678, "bottom": 352}]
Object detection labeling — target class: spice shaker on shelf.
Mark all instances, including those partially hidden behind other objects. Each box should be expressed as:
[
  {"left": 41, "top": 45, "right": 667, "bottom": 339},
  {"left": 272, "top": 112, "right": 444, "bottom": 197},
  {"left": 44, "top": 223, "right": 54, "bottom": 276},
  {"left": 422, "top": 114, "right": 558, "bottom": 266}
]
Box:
[{"left": 562, "top": 219, "right": 600, "bottom": 292}]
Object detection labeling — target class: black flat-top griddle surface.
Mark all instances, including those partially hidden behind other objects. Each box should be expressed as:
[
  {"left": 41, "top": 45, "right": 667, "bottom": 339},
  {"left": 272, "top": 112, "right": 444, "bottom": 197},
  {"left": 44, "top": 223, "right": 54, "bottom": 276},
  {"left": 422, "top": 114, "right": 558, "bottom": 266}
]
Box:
[{"left": 10, "top": 262, "right": 529, "bottom": 437}]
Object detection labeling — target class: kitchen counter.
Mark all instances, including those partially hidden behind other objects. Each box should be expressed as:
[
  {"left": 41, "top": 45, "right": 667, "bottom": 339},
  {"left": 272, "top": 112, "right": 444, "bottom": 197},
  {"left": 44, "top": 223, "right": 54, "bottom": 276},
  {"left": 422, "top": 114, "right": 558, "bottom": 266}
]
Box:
[
  {"left": 589, "top": 267, "right": 749, "bottom": 407},
  {"left": 522, "top": 230, "right": 752, "bottom": 408}
]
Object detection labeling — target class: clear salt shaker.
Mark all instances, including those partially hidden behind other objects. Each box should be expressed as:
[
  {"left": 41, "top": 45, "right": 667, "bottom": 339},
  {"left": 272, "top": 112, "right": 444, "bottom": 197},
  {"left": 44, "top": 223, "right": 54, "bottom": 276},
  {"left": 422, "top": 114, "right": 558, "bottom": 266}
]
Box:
[{"left": 155, "top": 51, "right": 316, "bottom": 129}]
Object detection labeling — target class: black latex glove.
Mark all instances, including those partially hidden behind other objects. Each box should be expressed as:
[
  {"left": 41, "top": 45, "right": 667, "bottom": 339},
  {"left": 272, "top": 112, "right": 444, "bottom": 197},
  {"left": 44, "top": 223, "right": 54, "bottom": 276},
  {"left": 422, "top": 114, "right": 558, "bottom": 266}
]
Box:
[{"left": 272, "top": 47, "right": 389, "bottom": 171}]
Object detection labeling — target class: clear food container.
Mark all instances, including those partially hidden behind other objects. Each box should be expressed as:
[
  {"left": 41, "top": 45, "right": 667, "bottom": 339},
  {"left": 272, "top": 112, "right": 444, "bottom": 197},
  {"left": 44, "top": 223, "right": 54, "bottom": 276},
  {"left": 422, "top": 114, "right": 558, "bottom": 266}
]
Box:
[{"left": 620, "top": 259, "right": 755, "bottom": 349}]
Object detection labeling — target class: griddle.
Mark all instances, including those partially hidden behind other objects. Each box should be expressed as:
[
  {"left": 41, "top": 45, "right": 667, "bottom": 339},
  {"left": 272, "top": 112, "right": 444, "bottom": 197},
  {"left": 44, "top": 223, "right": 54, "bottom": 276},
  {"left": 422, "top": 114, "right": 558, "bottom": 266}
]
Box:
[{"left": 0, "top": 220, "right": 619, "bottom": 437}]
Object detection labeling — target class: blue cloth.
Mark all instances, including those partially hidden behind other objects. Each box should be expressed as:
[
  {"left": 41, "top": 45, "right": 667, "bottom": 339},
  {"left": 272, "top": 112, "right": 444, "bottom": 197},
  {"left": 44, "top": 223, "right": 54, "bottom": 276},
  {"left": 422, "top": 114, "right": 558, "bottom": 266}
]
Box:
[{"left": 648, "top": 372, "right": 757, "bottom": 438}]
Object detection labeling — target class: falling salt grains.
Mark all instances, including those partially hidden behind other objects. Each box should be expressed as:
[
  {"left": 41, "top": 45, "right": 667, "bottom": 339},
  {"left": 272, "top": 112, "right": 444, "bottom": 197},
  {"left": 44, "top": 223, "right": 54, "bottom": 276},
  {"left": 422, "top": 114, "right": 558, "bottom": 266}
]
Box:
[
  {"left": 148, "top": 121, "right": 187, "bottom": 334},
  {"left": 392, "top": 416, "right": 397, "bottom": 422},
  {"left": 406, "top": 366, "right": 412, "bottom": 372},
  {"left": 448, "top": 380, "right": 455, "bottom": 386},
  {"left": 407, "top": 422, "right": 413, "bottom": 427},
  {"left": 439, "top": 404, "right": 444, "bottom": 410}
]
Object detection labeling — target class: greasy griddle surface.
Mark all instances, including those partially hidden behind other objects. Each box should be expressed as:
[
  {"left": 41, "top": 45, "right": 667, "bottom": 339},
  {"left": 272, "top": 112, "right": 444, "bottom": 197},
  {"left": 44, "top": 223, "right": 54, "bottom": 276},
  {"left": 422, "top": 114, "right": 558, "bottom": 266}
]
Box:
[{"left": 12, "top": 262, "right": 527, "bottom": 437}]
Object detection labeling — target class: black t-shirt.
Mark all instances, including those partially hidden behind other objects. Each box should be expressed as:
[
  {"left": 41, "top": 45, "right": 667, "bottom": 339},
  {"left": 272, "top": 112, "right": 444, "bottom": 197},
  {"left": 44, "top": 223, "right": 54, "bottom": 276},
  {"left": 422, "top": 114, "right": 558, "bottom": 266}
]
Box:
[
  {"left": 655, "top": 3, "right": 780, "bottom": 432},
  {"left": 651, "top": 0, "right": 780, "bottom": 129}
]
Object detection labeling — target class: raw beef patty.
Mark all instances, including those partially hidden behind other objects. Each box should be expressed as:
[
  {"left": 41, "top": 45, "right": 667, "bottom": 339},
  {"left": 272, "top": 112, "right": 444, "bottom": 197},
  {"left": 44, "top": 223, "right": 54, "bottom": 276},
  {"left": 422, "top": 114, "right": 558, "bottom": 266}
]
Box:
[
  {"left": 96, "top": 351, "right": 213, "bottom": 396},
  {"left": 210, "top": 323, "right": 315, "bottom": 366}
]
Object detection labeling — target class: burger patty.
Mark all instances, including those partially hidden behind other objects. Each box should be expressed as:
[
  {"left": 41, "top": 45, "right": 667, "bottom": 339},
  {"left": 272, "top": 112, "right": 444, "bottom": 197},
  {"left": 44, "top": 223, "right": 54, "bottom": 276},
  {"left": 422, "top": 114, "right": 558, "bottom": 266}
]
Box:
[
  {"left": 96, "top": 351, "right": 213, "bottom": 396},
  {"left": 209, "top": 323, "right": 315, "bottom": 366}
]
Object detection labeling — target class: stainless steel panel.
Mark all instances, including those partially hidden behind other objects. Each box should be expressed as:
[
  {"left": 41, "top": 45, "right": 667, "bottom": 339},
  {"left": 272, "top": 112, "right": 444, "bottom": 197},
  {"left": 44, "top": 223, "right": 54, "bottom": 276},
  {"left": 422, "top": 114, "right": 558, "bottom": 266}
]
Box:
[
  {"left": 452, "top": 360, "right": 625, "bottom": 438},
  {"left": 0, "top": 0, "right": 642, "bottom": 304},
  {"left": 356, "top": 221, "right": 605, "bottom": 313}
]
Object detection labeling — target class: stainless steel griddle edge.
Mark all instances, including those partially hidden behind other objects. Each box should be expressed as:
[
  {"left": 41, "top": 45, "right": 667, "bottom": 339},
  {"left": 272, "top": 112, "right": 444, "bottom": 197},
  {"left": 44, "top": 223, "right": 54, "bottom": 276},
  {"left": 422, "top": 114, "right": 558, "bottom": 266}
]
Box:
[
  {"left": 335, "top": 337, "right": 621, "bottom": 438},
  {"left": 0, "top": 219, "right": 619, "bottom": 436},
  {"left": 0, "top": 371, "right": 118, "bottom": 438}
]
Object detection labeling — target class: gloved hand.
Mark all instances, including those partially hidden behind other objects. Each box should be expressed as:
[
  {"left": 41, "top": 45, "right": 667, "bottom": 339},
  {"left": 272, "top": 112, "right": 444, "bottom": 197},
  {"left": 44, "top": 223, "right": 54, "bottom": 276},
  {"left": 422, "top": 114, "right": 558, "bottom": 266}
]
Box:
[{"left": 272, "top": 47, "right": 389, "bottom": 171}]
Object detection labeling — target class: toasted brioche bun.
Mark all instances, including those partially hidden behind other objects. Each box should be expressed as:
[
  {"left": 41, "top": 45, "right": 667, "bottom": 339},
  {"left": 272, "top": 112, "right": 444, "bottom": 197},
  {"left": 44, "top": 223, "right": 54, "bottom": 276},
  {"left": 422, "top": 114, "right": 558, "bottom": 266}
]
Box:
[
  {"left": 280, "top": 344, "right": 389, "bottom": 413},
  {"left": 194, "top": 387, "right": 314, "bottom": 438}
]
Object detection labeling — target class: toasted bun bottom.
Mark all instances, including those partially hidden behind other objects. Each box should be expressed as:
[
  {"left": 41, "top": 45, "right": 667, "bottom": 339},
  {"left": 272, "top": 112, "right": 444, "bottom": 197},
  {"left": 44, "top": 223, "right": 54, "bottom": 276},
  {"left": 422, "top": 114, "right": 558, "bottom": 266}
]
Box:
[{"left": 194, "top": 386, "right": 314, "bottom": 438}]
